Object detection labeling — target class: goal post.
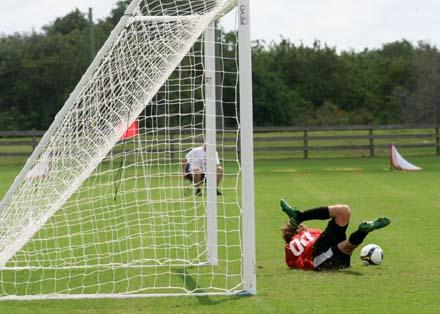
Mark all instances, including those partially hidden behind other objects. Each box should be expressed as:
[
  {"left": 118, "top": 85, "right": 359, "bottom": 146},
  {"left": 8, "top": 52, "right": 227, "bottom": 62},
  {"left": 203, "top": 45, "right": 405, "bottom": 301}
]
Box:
[
  {"left": 0, "top": 0, "right": 255, "bottom": 299},
  {"left": 205, "top": 21, "right": 218, "bottom": 266},
  {"left": 238, "top": 0, "right": 256, "bottom": 294}
]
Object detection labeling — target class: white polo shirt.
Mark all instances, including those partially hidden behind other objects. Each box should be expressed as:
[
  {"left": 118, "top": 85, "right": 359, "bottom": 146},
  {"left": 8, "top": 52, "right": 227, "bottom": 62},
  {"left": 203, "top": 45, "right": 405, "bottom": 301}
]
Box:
[{"left": 185, "top": 146, "right": 220, "bottom": 173}]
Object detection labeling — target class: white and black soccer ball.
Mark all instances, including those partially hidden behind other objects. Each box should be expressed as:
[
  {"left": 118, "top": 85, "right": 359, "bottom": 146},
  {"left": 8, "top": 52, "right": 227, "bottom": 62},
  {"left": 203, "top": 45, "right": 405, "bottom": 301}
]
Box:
[{"left": 360, "top": 244, "right": 384, "bottom": 265}]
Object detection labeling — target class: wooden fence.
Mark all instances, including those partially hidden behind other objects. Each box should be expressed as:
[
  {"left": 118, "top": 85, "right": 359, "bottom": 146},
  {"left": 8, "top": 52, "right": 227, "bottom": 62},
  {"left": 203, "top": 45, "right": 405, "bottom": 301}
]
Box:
[
  {"left": 252, "top": 124, "right": 440, "bottom": 158},
  {"left": 0, "top": 130, "right": 43, "bottom": 157},
  {"left": 1, "top": 124, "right": 439, "bottom": 159}
]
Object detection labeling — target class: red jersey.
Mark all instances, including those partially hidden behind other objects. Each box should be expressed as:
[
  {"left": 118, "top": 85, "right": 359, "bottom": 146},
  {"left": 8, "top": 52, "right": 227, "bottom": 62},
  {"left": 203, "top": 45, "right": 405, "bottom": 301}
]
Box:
[{"left": 285, "top": 228, "right": 322, "bottom": 270}]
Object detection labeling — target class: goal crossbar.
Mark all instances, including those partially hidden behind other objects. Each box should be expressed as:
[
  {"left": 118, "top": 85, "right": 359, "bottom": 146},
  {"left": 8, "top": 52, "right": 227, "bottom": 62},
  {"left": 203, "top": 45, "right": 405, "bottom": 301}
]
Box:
[{"left": 128, "top": 0, "right": 237, "bottom": 23}]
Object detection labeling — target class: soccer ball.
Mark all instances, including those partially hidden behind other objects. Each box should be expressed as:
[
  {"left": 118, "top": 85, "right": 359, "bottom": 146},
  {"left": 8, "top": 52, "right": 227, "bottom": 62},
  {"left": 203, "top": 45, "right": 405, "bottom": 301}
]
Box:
[{"left": 360, "top": 244, "right": 384, "bottom": 265}]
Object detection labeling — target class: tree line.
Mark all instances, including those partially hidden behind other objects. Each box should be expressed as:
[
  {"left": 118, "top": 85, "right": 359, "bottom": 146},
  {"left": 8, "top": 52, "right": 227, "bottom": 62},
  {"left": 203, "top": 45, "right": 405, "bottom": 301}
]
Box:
[
  {"left": 253, "top": 38, "right": 440, "bottom": 126},
  {"left": 1, "top": 0, "right": 439, "bottom": 131}
]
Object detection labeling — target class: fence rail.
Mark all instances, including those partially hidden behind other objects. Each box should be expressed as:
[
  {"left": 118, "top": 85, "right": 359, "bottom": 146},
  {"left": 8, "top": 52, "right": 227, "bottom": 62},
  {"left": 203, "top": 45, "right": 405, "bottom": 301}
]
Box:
[
  {"left": 1, "top": 125, "right": 439, "bottom": 159},
  {"left": 251, "top": 124, "right": 440, "bottom": 158}
]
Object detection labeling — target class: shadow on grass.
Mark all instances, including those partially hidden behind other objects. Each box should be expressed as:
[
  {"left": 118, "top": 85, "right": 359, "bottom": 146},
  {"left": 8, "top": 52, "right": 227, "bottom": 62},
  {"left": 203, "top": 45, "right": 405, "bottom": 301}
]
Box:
[
  {"left": 177, "top": 269, "right": 248, "bottom": 306},
  {"left": 337, "top": 269, "right": 363, "bottom": 276},
  {"left": 310, "top": 269, "right": 364, "bottom": 276}
]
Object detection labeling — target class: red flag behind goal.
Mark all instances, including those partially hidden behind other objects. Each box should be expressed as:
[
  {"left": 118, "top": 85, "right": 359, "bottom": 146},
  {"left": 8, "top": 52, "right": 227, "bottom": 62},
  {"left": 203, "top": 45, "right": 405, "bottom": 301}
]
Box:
[{"left": 120, "top": 120, "right": 139, "bottom": 140}]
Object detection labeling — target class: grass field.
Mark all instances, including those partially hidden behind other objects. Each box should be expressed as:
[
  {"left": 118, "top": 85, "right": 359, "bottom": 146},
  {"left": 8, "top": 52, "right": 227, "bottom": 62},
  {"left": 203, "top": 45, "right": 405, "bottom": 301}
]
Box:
[{"left": 0, "top": 156, "right": 439, "bottom": 313}]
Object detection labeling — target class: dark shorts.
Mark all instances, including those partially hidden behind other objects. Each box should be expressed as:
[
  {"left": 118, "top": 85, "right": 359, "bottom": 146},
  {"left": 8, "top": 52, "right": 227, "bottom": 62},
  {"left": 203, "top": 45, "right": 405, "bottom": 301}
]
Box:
[
  {"left": 312, "top": 219, "right": 351, "bottom": 270},
  {"left": 183, "top": 163, "right": 205, "bottom": 182}
]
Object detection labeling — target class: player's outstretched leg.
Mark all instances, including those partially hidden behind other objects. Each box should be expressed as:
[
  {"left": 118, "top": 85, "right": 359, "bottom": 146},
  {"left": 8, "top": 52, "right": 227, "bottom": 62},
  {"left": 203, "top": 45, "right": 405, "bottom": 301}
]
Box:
[
  {"left": 348, "top": 217, "right": 390, "bottom": 247},
  {"left": 280, "top": 199, "right": 331, "bottom": 225}
]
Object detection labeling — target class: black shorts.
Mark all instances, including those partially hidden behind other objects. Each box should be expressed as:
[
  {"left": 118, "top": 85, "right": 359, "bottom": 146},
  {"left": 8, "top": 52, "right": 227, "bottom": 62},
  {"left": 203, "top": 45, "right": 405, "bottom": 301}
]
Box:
[
  {"left": 183, "top": 164, "right": 205, "bottom": 182},
  {"left": 312, "top": 219, "right": 351, "bottom": 270}
]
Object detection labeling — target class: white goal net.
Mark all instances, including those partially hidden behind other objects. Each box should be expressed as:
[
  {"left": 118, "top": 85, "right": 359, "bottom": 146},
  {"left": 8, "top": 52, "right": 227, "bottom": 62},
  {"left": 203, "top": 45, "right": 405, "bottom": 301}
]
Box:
[{"left": 0, "top": 0, "right": 255, "bottom": 300}]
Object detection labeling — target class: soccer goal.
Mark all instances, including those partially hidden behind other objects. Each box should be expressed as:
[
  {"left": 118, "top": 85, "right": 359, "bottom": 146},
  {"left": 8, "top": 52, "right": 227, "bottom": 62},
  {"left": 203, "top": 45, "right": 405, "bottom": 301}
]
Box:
[{"left": 0, "top": 0, "right": 255, "bottom": 300}]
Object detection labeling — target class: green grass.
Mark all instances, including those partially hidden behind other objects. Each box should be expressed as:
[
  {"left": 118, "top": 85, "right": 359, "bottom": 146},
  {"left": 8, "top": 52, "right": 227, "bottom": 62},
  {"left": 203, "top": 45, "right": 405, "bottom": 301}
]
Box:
[
  {"left": 0, "top": 156, "right": 439, "bottom": 313},
  {"left": 0, "top": 157, "right": 244, "bottom": 297}
]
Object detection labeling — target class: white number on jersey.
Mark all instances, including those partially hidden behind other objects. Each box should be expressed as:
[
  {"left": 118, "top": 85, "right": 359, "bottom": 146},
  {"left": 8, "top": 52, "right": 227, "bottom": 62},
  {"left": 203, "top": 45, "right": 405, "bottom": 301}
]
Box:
[{"left": 289, "top": 231, "right": 315, "bottom": 256}]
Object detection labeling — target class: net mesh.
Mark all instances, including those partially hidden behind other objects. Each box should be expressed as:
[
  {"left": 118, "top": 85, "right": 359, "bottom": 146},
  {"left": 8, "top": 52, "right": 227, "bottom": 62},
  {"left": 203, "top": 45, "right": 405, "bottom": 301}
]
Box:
[{"left": 0, "top": 0, "right": 244, "bottom": 298}]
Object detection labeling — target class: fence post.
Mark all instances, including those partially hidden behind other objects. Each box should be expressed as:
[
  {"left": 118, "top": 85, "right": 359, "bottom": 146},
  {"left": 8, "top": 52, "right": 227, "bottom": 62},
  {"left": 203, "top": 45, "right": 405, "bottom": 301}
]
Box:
[
  {"left": 369, "top": 127, "right": 374, "bottom": 157},
  {"left": 31, "top": 129, "right": 37, "bottom": 152},
  {"left": 169, "top": 132, "right": 174, "bottom": 161},
  {"left": 303, "top": 129, "right": 308, "bottom": 159},
  {"left": 237, "top": 132, "right": 241, "bottom": 161},
  {"left": 436, "top": 126, "right": 440, "bottom": 156}
]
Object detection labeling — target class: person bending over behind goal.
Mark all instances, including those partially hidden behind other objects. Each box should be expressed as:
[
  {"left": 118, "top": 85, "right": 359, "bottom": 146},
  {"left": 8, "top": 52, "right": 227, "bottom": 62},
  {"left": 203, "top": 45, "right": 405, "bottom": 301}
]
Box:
[
  {"left": 280, "top": 199, "right": 390, "bottom": 270},
  {"left": 182, "top": 144, "right": 223, "bottom": 196}
]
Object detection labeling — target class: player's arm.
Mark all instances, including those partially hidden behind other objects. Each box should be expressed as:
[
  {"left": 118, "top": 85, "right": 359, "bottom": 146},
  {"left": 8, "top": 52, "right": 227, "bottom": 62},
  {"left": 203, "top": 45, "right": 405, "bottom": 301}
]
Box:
[
  {"left": 302, "top": 259, "right": 314, "bottom": 270},
  {"left": 286, "top": 251, "right": 304, "bottom": 269},
  {"left": 287, "top": 254, "right": 313, "bottom": 270}
]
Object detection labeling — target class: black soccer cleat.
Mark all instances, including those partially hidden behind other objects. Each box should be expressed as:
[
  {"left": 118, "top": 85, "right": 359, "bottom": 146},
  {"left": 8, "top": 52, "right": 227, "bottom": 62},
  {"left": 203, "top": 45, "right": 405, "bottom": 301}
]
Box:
[
  {"left": 195, "top": 188, "right": 202, "bottom": 196},
  {"left": 358, "top": 217, "right": 391, "bottom": 233}
]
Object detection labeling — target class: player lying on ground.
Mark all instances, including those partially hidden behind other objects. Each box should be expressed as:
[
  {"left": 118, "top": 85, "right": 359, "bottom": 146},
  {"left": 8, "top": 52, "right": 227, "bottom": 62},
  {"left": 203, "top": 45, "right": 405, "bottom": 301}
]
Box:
[
  {"left": 182, "top": 144, "right": 223, "bottom": 196},
  {"left": 280, "top": 199, "right": 390, "bottom": 270}
]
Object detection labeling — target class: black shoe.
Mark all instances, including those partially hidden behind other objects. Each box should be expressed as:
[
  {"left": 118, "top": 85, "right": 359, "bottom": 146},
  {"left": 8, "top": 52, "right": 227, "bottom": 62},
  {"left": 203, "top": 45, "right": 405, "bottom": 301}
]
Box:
[
  {"left": 216, "top": 189, "right": 223, "bottom": 196},
  {"left": 195, "top": 188, "right": 202, "bottom": 196}
]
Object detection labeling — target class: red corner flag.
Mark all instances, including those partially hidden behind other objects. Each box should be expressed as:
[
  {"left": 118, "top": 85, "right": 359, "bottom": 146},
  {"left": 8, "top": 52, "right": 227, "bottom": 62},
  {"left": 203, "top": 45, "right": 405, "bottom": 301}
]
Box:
[{"left": 120, "top": 120, "right": 139, "bottom": 140}]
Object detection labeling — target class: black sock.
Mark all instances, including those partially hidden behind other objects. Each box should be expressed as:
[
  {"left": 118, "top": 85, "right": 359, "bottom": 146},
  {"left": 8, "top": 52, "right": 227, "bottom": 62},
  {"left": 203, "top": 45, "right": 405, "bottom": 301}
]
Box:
[
  {"left": 297, "top": 207, "right": 330, "bottom": 223},
  {"left": 348, "top": 230, "right": 368, "bottom": 246}
]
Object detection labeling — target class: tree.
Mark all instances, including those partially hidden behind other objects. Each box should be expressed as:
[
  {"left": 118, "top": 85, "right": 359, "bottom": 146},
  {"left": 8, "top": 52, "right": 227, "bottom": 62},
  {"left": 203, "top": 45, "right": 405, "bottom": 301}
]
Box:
[
  {"left": 105, "top": 0, "right": 132, "bottom": 25},
  {"left": 0, "top": 10, "right": 92, "bottom": 130},
  {"left": 43, "top": 9, "right": 89, "bottom": 35},
  {"left": 1, "top": 2, "right": 440, "bottom": 130},
  {"left": 405, "top": 43, "right": 440, "bottom": 123},
  {"left": 252, "top": 42, "right": 313, "bottom": 126}
]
